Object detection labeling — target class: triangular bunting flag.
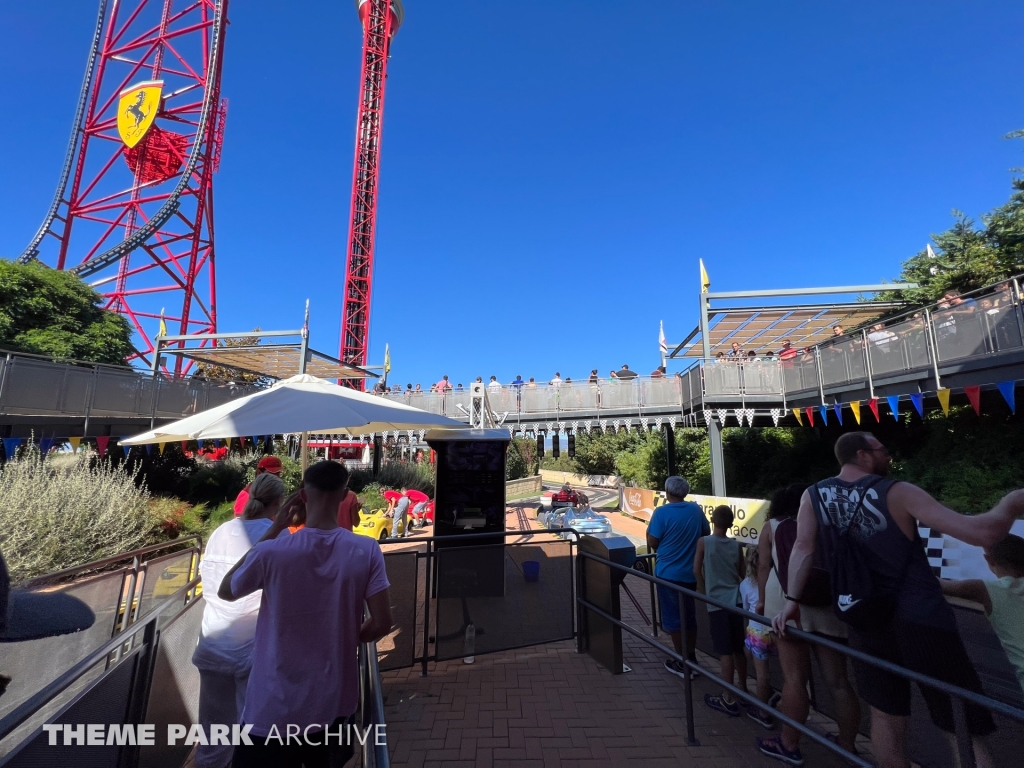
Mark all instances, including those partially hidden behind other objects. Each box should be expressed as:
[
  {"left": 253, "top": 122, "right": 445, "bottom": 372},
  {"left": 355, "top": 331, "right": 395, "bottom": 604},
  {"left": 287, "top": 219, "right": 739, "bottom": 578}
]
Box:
[
  {"left": 886, "top": 396, "right": 900, "bottom": 420},
  {"left": 745, "top": 408, "right": 755, "bottom": 426},
  {"left": 770, "top": 408, "right": 781, "bottom": 427},
  {"left": 716, "top": 409, "right": 729, "bottom": 424},
  {"left": 936, "top": 388, "right": 951, "bottom": 416},
  {"left": 793, "top": 408, "right": 803, "bottom": 426},
  {"left": 964, "top": 386, "right": 982, "bottom": 416},
  {"left": 145, "top": 444, "right": 153, "bottom": 455},
  {"left": 805, "top": 407, "right": 815, "bottom": 427},
  {"left": 997, "top": 381, "right": 1016, "bottom": 414},
  {"left": 69, "top": 437, "right": 82, "bottom": 454},
  {"left": 2, "top": 437, "right": 23, "bottom": 458},
  {"left": 702, "top": 409, "right": 713, "bottom": 425},
  {"left": 39, "top": 437, "right": 56, "bottom": 454},
  {"left": 868, "top": 398, "right": 880, "bottom": 421},
  {"left": 197, "top": 439, "right": 204, "bottom": 449},
  {"left": 850, "top": 401, "right": 861, "bottom": 424},
  {"left": 819, "top": 406, "right": 829, "bottom": 425},
  {"left": 181, "top": 441, "right": 190, "bottom": 453},
  {"left": 96, "top": 436, "right": 109, "bottom": 458},
  {"left": 833, "top": 402, "right": 843, "bottom": 425},
  {"left": 910, "top": 393, "right": 924, "bottom": 418},
  {"left": 158, "top": 442, "right": 167, "bottom": 455},
  {"left": 226, "top": 437, "right": 232, "bottom": 450},
  {"left": 734, "top": 409, "right": 745, "bottom": 426}
]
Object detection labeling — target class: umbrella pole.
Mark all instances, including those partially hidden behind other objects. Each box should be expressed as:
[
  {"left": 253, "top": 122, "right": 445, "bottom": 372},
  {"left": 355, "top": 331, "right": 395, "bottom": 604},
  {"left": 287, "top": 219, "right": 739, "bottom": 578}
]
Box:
[{"left": 300, "top": 431, "right": 309, "bottom": 474}]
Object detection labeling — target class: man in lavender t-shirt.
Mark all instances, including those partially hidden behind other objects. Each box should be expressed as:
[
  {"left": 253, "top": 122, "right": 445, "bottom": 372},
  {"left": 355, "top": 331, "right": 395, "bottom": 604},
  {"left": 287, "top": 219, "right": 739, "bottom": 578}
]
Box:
[{"left": 219, "top": 461, "right": 392, "bottom": 767}]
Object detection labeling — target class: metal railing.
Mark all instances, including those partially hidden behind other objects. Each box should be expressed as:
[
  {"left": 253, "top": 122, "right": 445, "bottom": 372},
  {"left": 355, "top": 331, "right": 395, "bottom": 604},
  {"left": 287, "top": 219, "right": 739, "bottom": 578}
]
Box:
[
  {"left": 0, "top": 348, "right": 259, "bottom": 425},
  {"left": 579, "top": 550, "right": 1024, "bottom": 768},
  {"left": 358, "top": 642, "right": 390, "bottom": 768},
  {"left": 786, "top": 276, "right": 1024, "bottom": 400},
  {"left": 377, "top": 528, "right": 580, "bottom": 676}
]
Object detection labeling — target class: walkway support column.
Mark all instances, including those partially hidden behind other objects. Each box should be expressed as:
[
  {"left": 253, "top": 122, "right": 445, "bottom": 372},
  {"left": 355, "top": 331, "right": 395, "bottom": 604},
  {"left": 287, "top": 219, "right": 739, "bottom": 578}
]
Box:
[
  {"left": 664, "top": 423, "right": 677, "bottom": 478},
  {"left": 708, "top": 416, "right": 726, "bottom": 496}
]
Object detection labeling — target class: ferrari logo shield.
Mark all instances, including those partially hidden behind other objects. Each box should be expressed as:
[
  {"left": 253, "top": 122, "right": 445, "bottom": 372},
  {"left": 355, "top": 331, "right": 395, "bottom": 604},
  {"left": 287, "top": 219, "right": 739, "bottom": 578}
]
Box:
[{"left": 117, "top": 80, "right": 163, "bottom": 148}]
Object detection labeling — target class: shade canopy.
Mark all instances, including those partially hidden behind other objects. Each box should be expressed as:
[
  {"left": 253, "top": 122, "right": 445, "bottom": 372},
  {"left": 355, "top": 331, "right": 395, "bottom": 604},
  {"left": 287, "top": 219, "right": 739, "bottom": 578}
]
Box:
[{"left": 121, "top": 374, "right": 465, "bottom": 445}]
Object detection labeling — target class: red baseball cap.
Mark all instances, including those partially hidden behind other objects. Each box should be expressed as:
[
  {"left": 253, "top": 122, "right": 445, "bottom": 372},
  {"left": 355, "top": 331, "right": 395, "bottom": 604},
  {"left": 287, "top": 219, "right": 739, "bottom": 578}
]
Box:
[{"left": 257, "top": 456, "right": 283, "bottom": 474}]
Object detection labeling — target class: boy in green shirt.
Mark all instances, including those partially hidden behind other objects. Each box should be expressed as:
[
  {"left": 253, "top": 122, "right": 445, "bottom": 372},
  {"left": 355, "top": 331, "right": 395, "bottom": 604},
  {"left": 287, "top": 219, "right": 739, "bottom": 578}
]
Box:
[{"left": 941, "top": 534, "right": 1024, "bottom": 694}]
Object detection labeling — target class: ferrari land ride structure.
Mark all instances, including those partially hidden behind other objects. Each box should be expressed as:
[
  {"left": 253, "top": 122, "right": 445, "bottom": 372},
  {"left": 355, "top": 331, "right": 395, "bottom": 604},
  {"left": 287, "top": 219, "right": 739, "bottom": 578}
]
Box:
[
  {"left": 17, "top": 0, "right": 402, "bottom": 376},
  {"left": 18, "top": 0, "right": 228, "bottom": 367},
  {"left": 340, "top": 0, "right": 404, "bottom": 380}
]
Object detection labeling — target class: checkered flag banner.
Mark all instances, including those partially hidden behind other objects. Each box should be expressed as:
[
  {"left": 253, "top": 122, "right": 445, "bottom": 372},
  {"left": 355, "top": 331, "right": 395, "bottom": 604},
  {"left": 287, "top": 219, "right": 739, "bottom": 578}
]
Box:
[
  {"left": 744, "top": 408, "right": 755, "bottom": 426},
  {"left": 702, "top": 409, "right": 713, "bottom": 424},
  {"left": 716, "top": 409, "right": 730, "bottom": 424},
  {"left": 733, "top": 409, "right": 745, "bottom": 426},
  {"left": 769, "top": 408, "right": 781, "bottom": 426}
]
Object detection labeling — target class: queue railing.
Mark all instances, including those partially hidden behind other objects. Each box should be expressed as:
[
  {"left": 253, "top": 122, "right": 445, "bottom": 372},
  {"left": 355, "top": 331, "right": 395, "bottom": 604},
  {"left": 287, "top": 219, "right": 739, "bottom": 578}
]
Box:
[
  {"left": 579, "top": 550, "right": 1024, "bottom": 768},
  {"left": 0, "top": 348, "right": 259, "bottom": 424}
]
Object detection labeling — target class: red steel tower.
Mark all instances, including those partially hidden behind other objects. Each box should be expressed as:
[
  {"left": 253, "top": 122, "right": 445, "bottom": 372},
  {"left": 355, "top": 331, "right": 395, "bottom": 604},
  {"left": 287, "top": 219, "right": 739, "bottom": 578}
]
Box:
[
  {"left": 18, "top": 0, "right": 228, "bottom": 368},
  {"left": 339, "top": 0, "right": 404, "bottom": 382}
]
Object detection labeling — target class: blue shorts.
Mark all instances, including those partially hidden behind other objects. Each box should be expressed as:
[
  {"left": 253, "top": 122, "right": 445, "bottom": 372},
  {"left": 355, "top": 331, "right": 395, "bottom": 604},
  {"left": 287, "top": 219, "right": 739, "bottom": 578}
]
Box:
[{"left": 657, "top": 580, "right": 697, "bottom": 633}]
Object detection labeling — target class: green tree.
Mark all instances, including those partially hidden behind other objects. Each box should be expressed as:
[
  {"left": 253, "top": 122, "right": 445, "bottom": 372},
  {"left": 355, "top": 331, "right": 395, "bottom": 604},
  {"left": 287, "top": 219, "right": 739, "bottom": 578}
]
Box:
[{"left": 0, "top": 260, "right": 133, "bottom": 364}]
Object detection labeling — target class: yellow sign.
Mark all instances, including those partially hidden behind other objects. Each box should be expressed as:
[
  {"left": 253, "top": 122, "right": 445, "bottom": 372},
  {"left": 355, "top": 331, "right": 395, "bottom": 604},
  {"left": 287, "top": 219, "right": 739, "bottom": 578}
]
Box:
[
  {"left": 620, "top": 487, "right": 769, "bottom": 544},
  {"left": 117, "top": 80, "right": 163, "bottom": 148}
]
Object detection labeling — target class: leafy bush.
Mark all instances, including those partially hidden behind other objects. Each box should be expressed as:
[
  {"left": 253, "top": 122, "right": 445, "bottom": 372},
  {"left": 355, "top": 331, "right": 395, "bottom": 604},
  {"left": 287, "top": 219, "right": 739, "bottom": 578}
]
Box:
[
  {"left": 148, "top": 497, "right": 236, "bottom": 543},
  {"left": 357, "top": 483, "right": 388, "bottom": 514},
  {"left": 186, "top": 455, "right": 248, "bottom": 505},
  {"left": 506, "top": 438, "right": 538, "bottom": 480},
  {"left": 348, "top": 462, "right": 434, "bottom": 496},
  {"left": 0, "top": 451, "right": 151, "bottom": 583},
  {"left": 114, "top": 447, "right": 197, "bottom": 499},
  {"left": 243, "top": 453, "right": 304, "bottom": 494}
]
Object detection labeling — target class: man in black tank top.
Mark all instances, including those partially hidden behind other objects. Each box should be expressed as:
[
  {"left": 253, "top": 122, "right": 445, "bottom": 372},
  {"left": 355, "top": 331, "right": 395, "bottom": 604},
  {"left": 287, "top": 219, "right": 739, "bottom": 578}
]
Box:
[{"left": 773, "top": 431, "right": 1024, "bottom": 768}]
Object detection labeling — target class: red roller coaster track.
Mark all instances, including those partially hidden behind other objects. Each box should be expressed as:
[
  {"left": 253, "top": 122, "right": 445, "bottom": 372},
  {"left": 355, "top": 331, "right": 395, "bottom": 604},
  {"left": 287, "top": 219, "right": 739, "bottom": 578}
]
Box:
[
  {"left": 340, "top": 0, "right": 403, "bottom": 385},
  {"left": 19, "top": 0, "right": 227, "bottom": 370}
]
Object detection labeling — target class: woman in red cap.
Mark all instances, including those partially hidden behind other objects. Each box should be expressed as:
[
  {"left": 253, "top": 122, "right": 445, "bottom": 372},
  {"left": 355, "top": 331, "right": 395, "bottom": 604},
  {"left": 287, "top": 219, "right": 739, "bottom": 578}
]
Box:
[{"left": 233, "top": 456, "right": 283, "bottom": 516}]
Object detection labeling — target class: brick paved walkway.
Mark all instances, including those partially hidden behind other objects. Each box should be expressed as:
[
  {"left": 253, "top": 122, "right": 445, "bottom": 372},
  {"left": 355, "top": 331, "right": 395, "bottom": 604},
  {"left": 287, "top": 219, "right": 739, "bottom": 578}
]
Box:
[{"left": 376, "top": 500, "right": 874, "bottom": 767}]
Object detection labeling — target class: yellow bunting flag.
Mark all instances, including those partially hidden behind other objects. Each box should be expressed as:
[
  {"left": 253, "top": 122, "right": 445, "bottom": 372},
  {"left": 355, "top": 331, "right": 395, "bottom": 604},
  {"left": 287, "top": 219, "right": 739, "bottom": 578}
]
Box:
[
  {"left": 699, "top": 259, "right": 711, "bottom": 293},
  {"left": 225, "top": 437, "right": 232, "bottom": 450},
  {"left": 936, "top": 388, "right": 951, "bottom": 416},
  {"left": 793, "top": 408, "right": 803, "bottom": 426},
  {"left": 850, "top": 401, "right": 861, "bottom": 424},
  {"left": 69, "top": 437, "right": 81, "bottom": 454},
  {"left": 158, "top": 442, "right": 167, "bottom": 455}
]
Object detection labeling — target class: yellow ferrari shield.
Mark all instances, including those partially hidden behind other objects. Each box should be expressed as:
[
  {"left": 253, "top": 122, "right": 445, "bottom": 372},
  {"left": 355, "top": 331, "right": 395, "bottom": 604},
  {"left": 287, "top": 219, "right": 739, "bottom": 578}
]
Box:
[{"left": 117, "top": 80, "right": 163, "bottom": 148}]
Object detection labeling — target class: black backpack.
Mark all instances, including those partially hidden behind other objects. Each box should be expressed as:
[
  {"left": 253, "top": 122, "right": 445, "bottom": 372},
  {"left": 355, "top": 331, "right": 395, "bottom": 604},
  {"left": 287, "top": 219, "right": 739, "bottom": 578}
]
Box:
[{"left": 808, "top": 477, "right": 900, "bottom": 630}]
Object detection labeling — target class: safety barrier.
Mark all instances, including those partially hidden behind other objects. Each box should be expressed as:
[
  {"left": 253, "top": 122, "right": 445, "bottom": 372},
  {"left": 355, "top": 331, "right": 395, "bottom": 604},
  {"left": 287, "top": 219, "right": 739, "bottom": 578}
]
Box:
[
  {"left": 0, "top": 537, "right": 390, "bottom": 768},
  {"left": 376, "top": 529, "right": 579, "bottom": 676},
  {"left": 0, "top": 349, "right": 259, "bottom": 424},
  {"left": 580, "top": 550, "right": 1024, "bottom": 768}
]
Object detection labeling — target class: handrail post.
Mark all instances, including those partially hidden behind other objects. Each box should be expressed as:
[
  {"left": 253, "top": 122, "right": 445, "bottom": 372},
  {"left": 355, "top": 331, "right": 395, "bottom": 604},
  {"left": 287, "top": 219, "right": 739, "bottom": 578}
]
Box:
[
  {"left": 862, "top": 329, "right": 875, "bottom": 400},
  {"left": 951, "top": 696, "right": 977, "bottom": 768},
  {"left": 923, "top": 307, "right": 942, "bottom": 390},
  {"left": 83, "top": 365, "right": 99, "bottom": 438},
  {"left": 420, "top": 541, "right": 432, "bottom": 677},
  {"left": 679, "top": 590, "right": 700, "bottom": 746},
  {"left": 814, "top": 347, "right": 826, "bottom": 406}
]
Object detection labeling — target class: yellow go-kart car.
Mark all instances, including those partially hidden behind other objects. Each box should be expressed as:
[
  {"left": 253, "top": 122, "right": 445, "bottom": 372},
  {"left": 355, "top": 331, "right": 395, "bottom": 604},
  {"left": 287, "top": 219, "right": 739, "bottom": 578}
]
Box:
[{"left": 353, "top": 507, "right": 407, "bottom": 543}]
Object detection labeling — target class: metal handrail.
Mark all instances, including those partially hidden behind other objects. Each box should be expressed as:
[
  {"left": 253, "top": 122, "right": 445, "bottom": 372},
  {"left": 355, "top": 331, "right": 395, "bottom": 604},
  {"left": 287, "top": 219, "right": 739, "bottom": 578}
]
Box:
[
  {"left": 359, "top": 642, "right": 390, "bottom": 767},
  {"left": 21, "top": 535, "right": 202, "bottom": 588},
  {"left": 0, "top": 575, "right": 200, "bottom": 744},
  {"left": 580, "top": 550, "right": 1024, "bottom": 767}
]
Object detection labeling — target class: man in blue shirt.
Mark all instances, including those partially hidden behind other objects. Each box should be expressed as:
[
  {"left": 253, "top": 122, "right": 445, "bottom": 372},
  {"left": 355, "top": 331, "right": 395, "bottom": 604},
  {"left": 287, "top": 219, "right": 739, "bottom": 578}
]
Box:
[{"left": 647, "top": 476, "right": 710, "bottom": 679}]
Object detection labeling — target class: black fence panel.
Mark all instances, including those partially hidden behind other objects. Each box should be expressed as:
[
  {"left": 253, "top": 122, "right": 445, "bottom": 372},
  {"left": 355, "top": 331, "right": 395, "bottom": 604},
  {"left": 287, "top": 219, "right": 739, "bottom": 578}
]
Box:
[
  {"left": 377, "top": 552, "right": 418, "bottom": 672},
  {"left": 435, "top": 540, "right": 573, "bottom": 662}
]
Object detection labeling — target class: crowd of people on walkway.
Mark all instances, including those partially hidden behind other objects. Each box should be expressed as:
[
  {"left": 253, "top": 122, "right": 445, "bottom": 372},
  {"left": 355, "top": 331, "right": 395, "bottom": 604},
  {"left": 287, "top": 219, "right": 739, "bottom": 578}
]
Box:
[
  {"left": 647, "top": 432, "right": 1024, "bottom": 768},
  {"left": 370, "top": 364, "right": 658, "bottom": 397}
]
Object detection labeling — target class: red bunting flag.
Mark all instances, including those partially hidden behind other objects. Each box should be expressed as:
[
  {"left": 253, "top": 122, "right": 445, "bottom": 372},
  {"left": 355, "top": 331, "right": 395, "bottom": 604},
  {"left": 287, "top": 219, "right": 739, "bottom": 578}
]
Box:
[
  {"left": 868, "top": 398, "right": 880, "bottom": 422},
  {"left": 805, "top": 407, "right": 815, "bottom": 427},
  {"left": 181, "top": 441, "right": 190, "bottom": 453},
  {"left": 964, "top": 385, "right": 982, "bottom": 415},
  {"left": 96, "top": 436, "right": 109, "bottom": 458}
]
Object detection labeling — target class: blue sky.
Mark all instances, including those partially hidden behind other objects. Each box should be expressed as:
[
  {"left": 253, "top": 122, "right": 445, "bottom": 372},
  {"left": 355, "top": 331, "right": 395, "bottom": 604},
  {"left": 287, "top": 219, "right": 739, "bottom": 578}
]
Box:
[{"left": 2, "top": 0, "right": 1023, "bottom": 387}]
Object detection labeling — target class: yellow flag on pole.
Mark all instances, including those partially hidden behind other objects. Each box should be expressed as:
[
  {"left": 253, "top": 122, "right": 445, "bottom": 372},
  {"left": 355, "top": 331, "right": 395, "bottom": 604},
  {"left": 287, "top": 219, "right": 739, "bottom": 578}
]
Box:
[
  {"left": 793, "top": 408, "right": 803, "bottom": 426},
  {"left": 384, "top": 344, "right": 391, "bottom": 375},
  {"left": 936, "top": 388, "right": 951, "bottom": 416},
  {"left": 69, "top": 437, "right": 81, "bottom": 454},
  {"left": 699, "top": 259, "right": 711, "bottom": 293},
  {"left": 158, "top": 307, "right": 167, "bottom": 338},
  {"left": 850, "top": 401, "right": 862, "bottom": 424}
]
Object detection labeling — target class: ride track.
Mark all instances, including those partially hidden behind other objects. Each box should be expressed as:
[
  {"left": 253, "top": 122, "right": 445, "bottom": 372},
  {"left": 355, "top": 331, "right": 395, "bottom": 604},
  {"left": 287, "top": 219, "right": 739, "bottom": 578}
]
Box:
[{"left": 16, "top": 0, "right": 400, "bottom": 378}]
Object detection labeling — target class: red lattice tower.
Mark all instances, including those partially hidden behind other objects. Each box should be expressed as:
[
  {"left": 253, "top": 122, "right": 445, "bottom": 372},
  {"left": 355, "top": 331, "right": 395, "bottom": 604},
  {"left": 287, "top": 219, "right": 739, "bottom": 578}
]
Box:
[
  {"left": 18, "top": 0, "right": 228, "bottom": 369},
  {"left": 339, "top": 0, "right": 404, "bottom": 385}
]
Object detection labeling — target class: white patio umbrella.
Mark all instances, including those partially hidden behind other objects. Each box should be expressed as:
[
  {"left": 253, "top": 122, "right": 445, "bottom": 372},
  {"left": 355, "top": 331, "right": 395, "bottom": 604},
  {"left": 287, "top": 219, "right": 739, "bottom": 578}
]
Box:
[{"left": 121, "top": 374, "right": 465, "bottom": 465}]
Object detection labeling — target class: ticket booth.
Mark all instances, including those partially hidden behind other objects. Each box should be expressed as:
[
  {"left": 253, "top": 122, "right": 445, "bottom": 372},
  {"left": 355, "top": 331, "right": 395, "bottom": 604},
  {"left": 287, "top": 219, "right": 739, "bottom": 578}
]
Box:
[{"left": 426, "top": 428, "right": 510, "bottom": 598}]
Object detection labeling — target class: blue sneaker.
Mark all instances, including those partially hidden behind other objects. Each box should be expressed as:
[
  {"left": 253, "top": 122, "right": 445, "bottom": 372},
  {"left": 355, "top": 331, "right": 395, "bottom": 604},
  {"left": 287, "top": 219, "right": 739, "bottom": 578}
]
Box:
[
  {"left": 757, "top": 736, "right": 805, "bottom": 766},
  {"left": 704, "top": 693, "right": 740, "bottom": 717}
]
